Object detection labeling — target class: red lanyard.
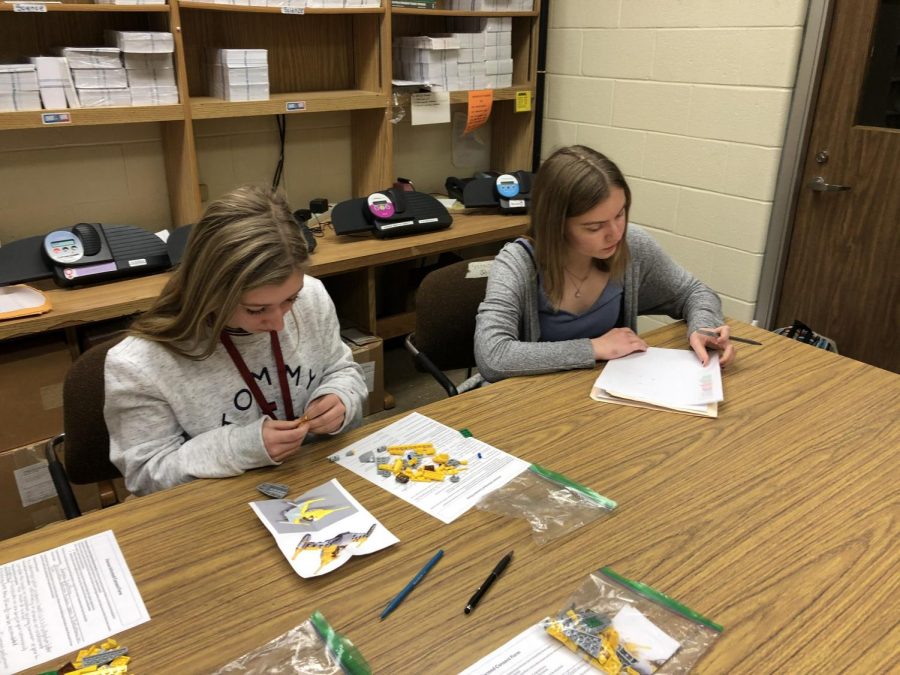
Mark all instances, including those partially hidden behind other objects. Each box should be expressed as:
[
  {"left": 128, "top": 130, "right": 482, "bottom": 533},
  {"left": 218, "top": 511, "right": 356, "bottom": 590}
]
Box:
[{"left": 220, "top": 331, "right": 296, "bottom": 421}]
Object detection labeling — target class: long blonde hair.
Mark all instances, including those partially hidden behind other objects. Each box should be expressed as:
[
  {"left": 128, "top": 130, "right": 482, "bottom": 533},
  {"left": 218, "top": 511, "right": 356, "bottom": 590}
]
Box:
[
  {"left": 528, "top": 145, "right": 631, "bottom": 309},
  {"left": 130, "top": 185, "right": 309, "bottom": 359}
]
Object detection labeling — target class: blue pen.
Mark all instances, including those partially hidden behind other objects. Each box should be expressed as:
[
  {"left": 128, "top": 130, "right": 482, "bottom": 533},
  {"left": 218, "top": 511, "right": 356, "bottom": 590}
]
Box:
[{"left": 380, "top": 549, "right": 444, "bottom": 620}]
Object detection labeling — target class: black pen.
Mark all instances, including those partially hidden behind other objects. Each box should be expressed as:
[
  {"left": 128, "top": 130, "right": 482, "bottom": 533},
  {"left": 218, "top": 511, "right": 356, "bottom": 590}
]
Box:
[
  {"left": 464, "top": 551, "right": 513, "bottom": 614},
  {"left": 698, "top": 329, "right": 762, "bottom": 346}
]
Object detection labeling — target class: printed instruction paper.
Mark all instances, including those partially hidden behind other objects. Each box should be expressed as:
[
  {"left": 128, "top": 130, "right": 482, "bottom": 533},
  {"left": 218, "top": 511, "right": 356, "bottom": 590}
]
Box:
[
  {"left": 250, "top": 478, "right": 399, "bottom": 578},
  {"left": 0, "top": 530, "right": 149, "bottom": 674},
  {"left": 459, "top": 622, "right": 597, "bottom": 674},
  {"left": 332, "top": 412, "right": 530, "bottom": 524},
  {"left": 592, "top": 347, "right": 722, "bottom": 416}
]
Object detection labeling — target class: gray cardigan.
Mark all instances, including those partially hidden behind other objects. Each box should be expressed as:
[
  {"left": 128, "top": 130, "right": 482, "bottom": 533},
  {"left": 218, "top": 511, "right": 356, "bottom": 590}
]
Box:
[{"left": 474, "top": 224, "right": 725, "bottom": 382}]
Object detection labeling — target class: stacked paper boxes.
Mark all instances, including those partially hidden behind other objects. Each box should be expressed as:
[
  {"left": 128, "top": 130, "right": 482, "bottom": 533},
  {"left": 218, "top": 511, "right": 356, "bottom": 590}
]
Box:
[
  {"left": 58, "top": 47, "right": 131, "bottom": 108},
  {"left": 95, "top": 0, "right": 164, "bottom": 4},
  {"left": 394, "top": 17, "right": 513, "bottom": 90},
  {"left": 108, "top": 31, "right": 178, "bottom": 105},
  {"left": 29, "top": 57, "right": 81, "bottom": 109},
  {"left": 0, "top": 65, "right": 41, "bottom": 112},
  {"left": 211, "top": 49, "right": 269, "bottom": 102}
]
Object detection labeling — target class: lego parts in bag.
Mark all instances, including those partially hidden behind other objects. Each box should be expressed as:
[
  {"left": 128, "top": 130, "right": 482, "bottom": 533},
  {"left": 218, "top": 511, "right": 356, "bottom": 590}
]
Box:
[
  {"left": 474, "top": 463, "right": 616, "bottom": 544},
  {"left": 543, "top": 567, "right": 723, "bottom": 674},
  {"left": 213, "top": 611, "right": 371, "bottom": 675}
]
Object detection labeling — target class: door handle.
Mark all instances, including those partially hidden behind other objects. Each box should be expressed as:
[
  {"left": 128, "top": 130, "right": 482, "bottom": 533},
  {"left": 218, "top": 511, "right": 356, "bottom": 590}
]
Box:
[{"left": 808, "top": 176, "right": 851, "bottom": 192}]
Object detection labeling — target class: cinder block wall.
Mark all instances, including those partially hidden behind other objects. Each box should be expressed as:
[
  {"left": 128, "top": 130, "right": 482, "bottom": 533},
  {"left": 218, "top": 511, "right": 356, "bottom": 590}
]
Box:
[{"left": 542, "top": 0, "right": 808, "bottom": 329}]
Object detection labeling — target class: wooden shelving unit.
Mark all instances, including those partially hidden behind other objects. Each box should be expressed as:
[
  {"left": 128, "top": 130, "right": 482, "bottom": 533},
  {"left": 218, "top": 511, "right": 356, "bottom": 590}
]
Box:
[{"left": 0, "top": 0, "right": 541, "bottom": 227}]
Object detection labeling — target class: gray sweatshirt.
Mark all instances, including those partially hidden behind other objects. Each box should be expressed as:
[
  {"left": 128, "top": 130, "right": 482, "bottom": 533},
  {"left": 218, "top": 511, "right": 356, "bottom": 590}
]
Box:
[
  {"left": 474, "top": 224, "right": 725, "bottom": 382},
  {"left": 105, "top": 276, "right": 367, "bottom": 495}
]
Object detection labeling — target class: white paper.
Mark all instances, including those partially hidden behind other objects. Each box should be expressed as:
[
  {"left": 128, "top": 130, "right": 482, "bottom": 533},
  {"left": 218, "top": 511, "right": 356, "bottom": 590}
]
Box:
[
  {"left": 594, "top": 347, "right": 723, "bottom": 408},
  {"left": 13, "top": 462, "right": 57, "bottom": 508},
  {"left": 612, "top": 605, "right": 680, "bottom": 664},
  {"left": 0, "top": 531, "right": 150, "bottom": 674},
  {"left": 250, "top": 479, "right": 398, "bottom": 578},
  {"left": 459, "top": 622, "right": 596, "bottom": 674},
  {"left": 411, "top": 91, "right": 450, "bottom": 125},
  {"left": 332, "top": 412, "right": 530, "bottom": 524}
]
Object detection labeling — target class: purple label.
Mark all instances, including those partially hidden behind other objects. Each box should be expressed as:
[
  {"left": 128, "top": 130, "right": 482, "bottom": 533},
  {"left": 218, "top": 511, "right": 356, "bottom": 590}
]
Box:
[{"left": 63, "top": 261, "right": 117, "bottom": 279}]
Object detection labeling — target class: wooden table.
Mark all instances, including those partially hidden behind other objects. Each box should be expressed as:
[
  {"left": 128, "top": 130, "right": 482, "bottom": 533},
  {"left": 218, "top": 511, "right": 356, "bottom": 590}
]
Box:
[
  {"left": 4, "top": 321, "right": 899, "bottom": 674},
  {"left": 0, "top": 213, "right": 529, "bottom": 342}
]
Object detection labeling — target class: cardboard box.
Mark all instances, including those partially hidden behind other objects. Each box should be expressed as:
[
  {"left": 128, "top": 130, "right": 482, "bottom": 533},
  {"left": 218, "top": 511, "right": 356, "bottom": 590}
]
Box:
[
  {"left": 349, "top": 338, "right": 384, "bottom": 417},
  {"left": 0, "top": 442, "right": 99, "bottom": 541},
  {"left": 0, "top": 333, "right": 73, "bottom": 452}
]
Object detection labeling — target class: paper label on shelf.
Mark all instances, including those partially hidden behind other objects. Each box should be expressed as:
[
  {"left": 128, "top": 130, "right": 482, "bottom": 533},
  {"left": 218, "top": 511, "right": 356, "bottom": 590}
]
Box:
[
  {"left": 286, "top": 101, "right": 306, "bottom": 112},
  {"left": 411, "top": 91, "right": 450, "bottom": 126},
  {"left": 281, "top": 6, "right": 304, "bottom": 13},
  {"left": 515, "top": 89, "right": 531, "bottom": 112},
  {"left": 464, "top": 89, "right": 493, "bottom": 134},
  {"left": 12, "top": 3, "right": 48, "bottom": 12},
  {"left": 41, "top": 112, "right": 71, "bottom": 125}
]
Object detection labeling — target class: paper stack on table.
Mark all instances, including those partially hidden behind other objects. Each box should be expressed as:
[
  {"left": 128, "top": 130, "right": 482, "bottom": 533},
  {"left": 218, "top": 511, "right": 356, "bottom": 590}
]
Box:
[{"left": 590, "top": 347, "right": 723, "bottom": 418}]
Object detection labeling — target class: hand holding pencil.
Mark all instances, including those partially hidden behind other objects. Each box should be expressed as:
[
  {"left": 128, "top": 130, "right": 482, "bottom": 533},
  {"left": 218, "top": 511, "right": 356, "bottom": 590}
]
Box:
[{"left": 689, "top": 325, "right": 736, "bottom": 367}]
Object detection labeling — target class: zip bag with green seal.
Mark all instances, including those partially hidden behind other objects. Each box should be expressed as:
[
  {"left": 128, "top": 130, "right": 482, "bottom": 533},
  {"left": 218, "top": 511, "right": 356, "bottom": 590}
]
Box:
[
  {"left": 213, "top": 610, "right": 370, "bottom": 675},
  {"left": 542, "top": 567, "right": 723, "bottom": 673},
  {"left": 474, "top": 463, "right": 617, "bottom": 545}
]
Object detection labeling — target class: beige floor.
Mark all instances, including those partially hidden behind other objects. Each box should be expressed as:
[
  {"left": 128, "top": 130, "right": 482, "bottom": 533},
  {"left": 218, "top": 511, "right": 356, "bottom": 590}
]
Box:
[{"left": 363, "top": 339, "right": 472, "bottom": 424}]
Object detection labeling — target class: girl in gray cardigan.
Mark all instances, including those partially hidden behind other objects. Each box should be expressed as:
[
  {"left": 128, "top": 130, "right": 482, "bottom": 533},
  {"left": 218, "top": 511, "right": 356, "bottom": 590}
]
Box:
[{"left": 474, "top": 145, "right": 735, "bottom": 382}]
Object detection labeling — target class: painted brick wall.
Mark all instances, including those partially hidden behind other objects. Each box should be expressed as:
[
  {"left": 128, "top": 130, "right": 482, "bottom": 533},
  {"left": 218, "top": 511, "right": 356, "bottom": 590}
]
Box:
[{"left": 543, "top": 0, "right": 808, "bottom": 331}]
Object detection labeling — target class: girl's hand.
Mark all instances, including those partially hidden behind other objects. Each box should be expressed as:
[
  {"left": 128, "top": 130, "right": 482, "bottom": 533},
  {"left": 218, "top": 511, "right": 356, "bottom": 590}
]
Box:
[
  {"left": 262, "top": 418, "right": 309, "bottom": 462},
  {"left": 591, "top": 328, "right": 648, "bottom": 361},
  {"left": 690, "top": 325, "right": 735, "bottom": 367},
  {"left": 304, "top": 394, "right": 346, "bottom": 434}
]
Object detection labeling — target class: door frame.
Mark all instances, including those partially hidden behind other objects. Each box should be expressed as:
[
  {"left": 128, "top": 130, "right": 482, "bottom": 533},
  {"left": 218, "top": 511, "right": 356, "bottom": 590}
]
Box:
[{"left": 755, "top": 0, "right": 834, "bottom": 328}]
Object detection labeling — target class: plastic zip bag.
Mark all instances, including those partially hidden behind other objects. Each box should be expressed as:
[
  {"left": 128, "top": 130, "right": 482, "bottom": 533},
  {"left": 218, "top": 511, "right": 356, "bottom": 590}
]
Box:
[
  {"left": 213, "top": 610, "right": 371, "bottom": 675},
  {"left": 475, "top": 464, "right": 617, "bottom": 544},
  {"left": 543, "top": 567, "right": 723, "bottom": 674}
]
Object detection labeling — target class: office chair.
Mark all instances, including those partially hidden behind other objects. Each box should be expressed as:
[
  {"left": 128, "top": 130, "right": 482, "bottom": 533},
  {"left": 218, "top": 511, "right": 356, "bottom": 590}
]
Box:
[
  {"left": 46, "top": 339, "right": 123, "bottom": 519},
  {"left": 404, "top": 258, "right": 491, "bottom": 397}
]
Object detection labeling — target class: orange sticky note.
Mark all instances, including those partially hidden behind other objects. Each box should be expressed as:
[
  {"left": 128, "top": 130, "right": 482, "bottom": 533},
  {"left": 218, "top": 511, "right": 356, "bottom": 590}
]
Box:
[{"left": 464, "top": 89, "right": 493, "bottom": 134}]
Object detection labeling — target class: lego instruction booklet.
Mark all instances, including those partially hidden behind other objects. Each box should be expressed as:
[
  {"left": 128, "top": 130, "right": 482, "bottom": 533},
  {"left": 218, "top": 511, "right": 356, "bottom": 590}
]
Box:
[
  {"left": 0, "top": 530, "right": 150, "bottom": 675},
  {"left": 331, "top": 412, "right": 531, "bottom": 524},
  {"left": 250, "top": 478, "right": 399, "bottom": 578}
]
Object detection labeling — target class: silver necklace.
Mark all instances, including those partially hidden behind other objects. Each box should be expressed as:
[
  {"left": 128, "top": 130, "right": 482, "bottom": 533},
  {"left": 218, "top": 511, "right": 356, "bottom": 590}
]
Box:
[{"left": 564, "top": 266, "right": 591, "bottom": 298}]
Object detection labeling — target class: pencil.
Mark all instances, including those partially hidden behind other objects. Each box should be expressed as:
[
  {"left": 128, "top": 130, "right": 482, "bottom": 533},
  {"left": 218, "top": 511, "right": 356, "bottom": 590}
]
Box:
[{"left": 698, "top": 329, "right": 762, "bottom": 346}]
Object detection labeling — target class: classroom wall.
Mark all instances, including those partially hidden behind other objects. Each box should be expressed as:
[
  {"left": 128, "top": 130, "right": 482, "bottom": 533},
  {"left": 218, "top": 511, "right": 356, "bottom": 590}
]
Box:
[{"left": 542, "top": 0, "right": 808, "bottom": 331}]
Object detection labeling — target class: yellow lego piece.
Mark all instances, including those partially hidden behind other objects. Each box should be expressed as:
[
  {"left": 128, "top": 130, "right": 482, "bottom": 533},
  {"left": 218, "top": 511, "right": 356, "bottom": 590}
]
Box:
[
  {"left": 110, "top": 656, "right": 130, "bottom": 666},
  {"left": 420, "top": 470, "right": 445, "bottom": 481},
  {"left": 391, "top": 459, "right": 403, "bottom": 474},
  {"left": 459, "top": 459, "right": 468, "bottom": 465},
  {"left": 433, "top": 454, "right": 449, "bottom": 464},
  {"left": 387, "top": 443, "right": 434, "bottom": 453},
  {"left": 408, "top": 457, "right": 418, "bottom": 466},
  {"left": 377, "top": 463, "right": 394, "bottom": 472},
  {"left": 102, "top": 639, "right": 118, "bottom": 649},
  {"left": 409, "top": 475, "right": 431, "bottom": 482},
  {"left": 96, "top": 666, "right": 128, "bottom": 674}
]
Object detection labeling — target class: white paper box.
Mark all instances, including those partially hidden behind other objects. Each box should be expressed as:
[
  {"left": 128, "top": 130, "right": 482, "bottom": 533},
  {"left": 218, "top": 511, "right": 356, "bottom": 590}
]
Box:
[
  {"left": 0, "top": 65, "right": 39, "bottom": 93},
  {"left": 106, "top": 31, "right": 175, "bottom": 54},
  {"left": 485, "top": 58, "right": 513, "bottom": 75},
  {"left": 59, "top": 47, "right": 122, "bottom": 69},
  {"left": 77, "top": 88, "right": 132, "bottom": 107},
  {"left": 485, "top": 44, "right": 512, "bottom": 60},
  {"left": 497, "top": 73, "right": 512, "bottom": 88},
  {"left": 72, "top": 68, "right": 128, "bottom": 89},
  {"left": 0, "top": 91, "right": 42, "bottom": 112},
  {"left": 126, "top": 68, "right": 177, "bottom": 88},
  {"left": 212, "top": 49, "right": 268, "bottom": 68},
  {"left": 123, "top": 53, "right": 175, "bottom": 70},
  {"left": 28, "top": 57, "right": 69, "bottom": 109},
  {"left": 131, "top": 84, "right": 179, "bottom": 105},
  {"left": 398, "top": 36, "right": 460, "bottom": 50}
]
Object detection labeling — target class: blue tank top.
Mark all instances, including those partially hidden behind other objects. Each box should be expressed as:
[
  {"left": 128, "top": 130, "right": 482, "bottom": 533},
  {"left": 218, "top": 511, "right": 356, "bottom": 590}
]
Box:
[{"left": 518, "top": 239, "right": 623, "bottom": 342}]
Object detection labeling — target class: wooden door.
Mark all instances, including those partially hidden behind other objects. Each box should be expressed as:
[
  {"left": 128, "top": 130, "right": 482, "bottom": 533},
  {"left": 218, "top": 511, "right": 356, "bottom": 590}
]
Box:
[{"left": 776, "top": 0, "right": 899, "bottom": 372}]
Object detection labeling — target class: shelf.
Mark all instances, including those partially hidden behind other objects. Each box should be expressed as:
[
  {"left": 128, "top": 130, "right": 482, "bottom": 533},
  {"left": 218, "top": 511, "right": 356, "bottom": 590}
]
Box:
[
  {"left": 0, "top": 104, "right": 184, "bottom": 130},
  {"left": 0, "top": 3, "right": 170, "bottom": 11},
  {"left": 391, "top": 8, "right": 537, "bottom": 16},
  {"left": 189, "top": 90, "right": 388, "bottom": 118},
  {"left": 178, "top": 1, "right": 383, "bottom": 13}
]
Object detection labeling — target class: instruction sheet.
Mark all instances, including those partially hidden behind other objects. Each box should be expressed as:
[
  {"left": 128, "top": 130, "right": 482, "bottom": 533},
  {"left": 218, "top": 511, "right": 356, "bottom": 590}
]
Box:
[
  {"left": 0, "top": 530, "right": 149, "bottom": 674},
  {"left": 251, "top": 478, "right": 398, "bottom": 578},
  {"left": 332, "top": 412, "right": 530, "bottom": 524}
]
